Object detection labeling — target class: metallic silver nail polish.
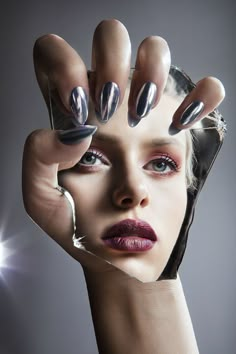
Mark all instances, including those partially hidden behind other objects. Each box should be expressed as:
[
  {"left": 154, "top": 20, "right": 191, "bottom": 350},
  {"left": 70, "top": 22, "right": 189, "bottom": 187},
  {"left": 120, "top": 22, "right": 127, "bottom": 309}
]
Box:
[
  {"left": 128, "top": 114, "right": 141, "bottom": 128},
  {"left": 58, "top": 125, "right": 97, "bottom": 145},
  {"left": 98, "top": 82, "right": 120, "bottom": 123},
  {"left": 136, "top": 82, "right": 157, "bottom": 119},
  {"left": 180, "top": 101, "right": 204, "bottom": 126},
  {"left": 168, "top": 122, "right": 181, "bottom": 136},
  {"left": 70, "top": 87, "right": 88, "bottom": 125}
]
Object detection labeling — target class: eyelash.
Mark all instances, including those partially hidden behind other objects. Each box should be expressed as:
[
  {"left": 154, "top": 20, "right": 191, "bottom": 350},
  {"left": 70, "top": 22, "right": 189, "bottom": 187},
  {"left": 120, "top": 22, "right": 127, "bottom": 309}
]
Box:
[
  {"left": 144, "top": 154, "right": 179, "bottom": 176},
  {"left": 77, "top": 149, "right": 108, "bottom": 169},
  {"left": 77, "top": 150, "right": 180, "bottom": 175}
]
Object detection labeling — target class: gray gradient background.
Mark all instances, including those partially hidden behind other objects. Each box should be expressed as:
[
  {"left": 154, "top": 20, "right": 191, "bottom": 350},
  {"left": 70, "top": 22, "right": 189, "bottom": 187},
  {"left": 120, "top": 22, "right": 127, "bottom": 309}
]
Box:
[{"left": 0, "top": 0, "right": 235, "bottom": 353}]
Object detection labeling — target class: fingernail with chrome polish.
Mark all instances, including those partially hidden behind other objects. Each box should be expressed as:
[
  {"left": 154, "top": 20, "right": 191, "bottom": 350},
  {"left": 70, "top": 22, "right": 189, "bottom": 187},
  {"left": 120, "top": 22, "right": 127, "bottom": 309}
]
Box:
[
  {"left": 70, "top": 87, "right": 88, "bottom": 125},
  {"left": 58, "top": 125, "right": 97, "bottom": 145},
  {"left": 128, "top": 114, "right": 141, "bottom": 128},
  {"left": 136, "top": 82, "right": 157, "bottom": 119},
  {"left": 168, "top": 123, "right": 181, "bottom": 136},
  {"left": 97, "top": 82, "right": 120, "bottom": 123},
  {"left": 168, "top": 100, "right": 204, "bottom": 136},
  {"left": 180, "top": 101, "right": 204, "bottom": 126}
]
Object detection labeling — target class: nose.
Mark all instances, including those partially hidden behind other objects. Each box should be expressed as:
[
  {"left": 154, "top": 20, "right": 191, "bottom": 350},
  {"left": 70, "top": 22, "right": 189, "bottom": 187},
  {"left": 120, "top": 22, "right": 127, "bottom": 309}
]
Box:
[{"left": 111, "top": 166, "right": 150, "bottom": 209}]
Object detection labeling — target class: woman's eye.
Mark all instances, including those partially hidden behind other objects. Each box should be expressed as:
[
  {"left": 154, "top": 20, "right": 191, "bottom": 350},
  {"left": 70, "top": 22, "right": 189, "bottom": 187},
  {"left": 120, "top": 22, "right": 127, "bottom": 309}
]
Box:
[
  {"left": 145, "top": 156, "right": 178, "bottom": 174},
  {"left": 78, "top": 151, "right": 104, "bottom": 166},
  {"left": 152, "top": 160, "right": 171, "bottom": 172}
]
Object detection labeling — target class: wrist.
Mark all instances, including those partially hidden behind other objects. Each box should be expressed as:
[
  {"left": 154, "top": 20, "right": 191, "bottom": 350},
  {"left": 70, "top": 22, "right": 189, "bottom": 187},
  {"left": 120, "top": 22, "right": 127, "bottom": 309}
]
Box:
[{"left": 83, "top": 267, "right": 198, "bottom": 354}]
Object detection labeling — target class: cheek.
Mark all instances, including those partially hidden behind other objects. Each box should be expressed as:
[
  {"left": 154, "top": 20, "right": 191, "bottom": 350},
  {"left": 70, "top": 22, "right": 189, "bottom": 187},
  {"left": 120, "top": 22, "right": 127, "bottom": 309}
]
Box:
[
  {"left": 150, "top": 178, "right": 187, "bottom": 237},
  {"left": 147, "top": 178, "right": 187, "bottom": 274},
  {"left": 58, "top": 171, "right": 108, "bottom": 227}
]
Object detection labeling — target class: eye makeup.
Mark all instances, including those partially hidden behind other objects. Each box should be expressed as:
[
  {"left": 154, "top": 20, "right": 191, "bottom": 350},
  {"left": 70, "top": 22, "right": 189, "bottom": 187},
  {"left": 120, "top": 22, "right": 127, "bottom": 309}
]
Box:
[
  {"left": 143, "top": 153, "right": 180, "bottom": 177},
  {"left": 73, "top": 127, "right": 185, "bottom": 178},
  {"left": 75, "top": 148, "right": 110, "bottom": 173}
]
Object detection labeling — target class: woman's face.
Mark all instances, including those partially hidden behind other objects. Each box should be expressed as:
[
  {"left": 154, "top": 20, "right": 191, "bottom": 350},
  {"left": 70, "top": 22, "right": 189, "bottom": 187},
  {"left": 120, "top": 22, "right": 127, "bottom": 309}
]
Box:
[{"left": 60, "top": 90, "right": 188, "bottom": 282}]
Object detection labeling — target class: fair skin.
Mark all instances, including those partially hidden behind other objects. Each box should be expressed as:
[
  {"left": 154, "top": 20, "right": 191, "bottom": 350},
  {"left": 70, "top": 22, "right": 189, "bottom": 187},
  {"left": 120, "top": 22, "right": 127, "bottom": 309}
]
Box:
[
  {"left": 59, "top": 92, "right": 188, "bottom": 282},
  {"left": 22, "top": 19, "right": 225, "bottom": 353},
  {"left": 24, "top": 19, "right": 224, "bottom": 258}
]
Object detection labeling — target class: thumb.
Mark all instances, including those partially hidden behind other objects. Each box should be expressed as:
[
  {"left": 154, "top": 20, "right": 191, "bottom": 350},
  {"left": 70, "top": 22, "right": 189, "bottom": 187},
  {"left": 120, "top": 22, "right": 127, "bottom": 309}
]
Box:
[{"left": 22, "top": 125, "right": 96, "bottom": 245}]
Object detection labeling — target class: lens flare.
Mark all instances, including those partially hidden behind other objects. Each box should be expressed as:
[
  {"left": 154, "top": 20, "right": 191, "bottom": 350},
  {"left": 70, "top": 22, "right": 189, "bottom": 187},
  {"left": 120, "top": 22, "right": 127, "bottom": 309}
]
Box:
[
  {"left": 0, "top": 242, "right": 3, "bottom": 266},
  {"left": 0, "top": 222, "right": 24, "bottom": 275},
  {"left": 0, "top": 240, "right": 9, "bottom": 270}
]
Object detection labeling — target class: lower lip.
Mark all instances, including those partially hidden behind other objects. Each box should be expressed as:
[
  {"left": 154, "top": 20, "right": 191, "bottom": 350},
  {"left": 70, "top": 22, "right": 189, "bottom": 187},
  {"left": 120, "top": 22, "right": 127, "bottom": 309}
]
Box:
[{"left": 103, "top": 236, "right": 156, "bottom": 252}]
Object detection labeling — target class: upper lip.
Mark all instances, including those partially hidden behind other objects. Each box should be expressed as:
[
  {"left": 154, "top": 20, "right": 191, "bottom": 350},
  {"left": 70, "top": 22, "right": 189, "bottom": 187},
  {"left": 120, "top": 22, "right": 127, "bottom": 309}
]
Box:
[{"left": 102, "top": 219, "right": 158, "bottom": 241}]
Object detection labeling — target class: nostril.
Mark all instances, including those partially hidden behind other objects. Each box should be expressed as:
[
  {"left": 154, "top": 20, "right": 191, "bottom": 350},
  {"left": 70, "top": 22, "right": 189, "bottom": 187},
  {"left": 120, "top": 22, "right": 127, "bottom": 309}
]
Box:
[
  {"left": 112, "top": 187, "right": 150, "bottom": 209},
  {"left": 140, "top": 198, "right": 149, "bottom": 207},
  {"left": 121, "top": 198, "right": 133, "bottom": 206}
]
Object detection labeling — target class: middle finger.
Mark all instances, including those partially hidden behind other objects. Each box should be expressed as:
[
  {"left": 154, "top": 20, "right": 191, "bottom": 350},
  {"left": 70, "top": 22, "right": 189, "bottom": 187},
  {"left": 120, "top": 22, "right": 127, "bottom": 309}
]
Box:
[{"left": 90, "top": 19, "right": 131, "bottom": 123}]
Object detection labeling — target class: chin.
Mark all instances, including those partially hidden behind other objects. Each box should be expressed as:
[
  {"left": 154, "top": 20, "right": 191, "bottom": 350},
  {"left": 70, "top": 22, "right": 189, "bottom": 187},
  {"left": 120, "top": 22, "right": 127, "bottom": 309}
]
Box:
[{"left": 108, "top": 256, "right": 162, "bottom": 283}]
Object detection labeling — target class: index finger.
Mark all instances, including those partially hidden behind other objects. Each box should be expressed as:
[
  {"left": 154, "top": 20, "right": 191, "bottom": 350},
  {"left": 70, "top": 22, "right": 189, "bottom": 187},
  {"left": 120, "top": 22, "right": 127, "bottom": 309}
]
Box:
[{"left": 34, "top": 34, "right": 89, "bottom": 125}]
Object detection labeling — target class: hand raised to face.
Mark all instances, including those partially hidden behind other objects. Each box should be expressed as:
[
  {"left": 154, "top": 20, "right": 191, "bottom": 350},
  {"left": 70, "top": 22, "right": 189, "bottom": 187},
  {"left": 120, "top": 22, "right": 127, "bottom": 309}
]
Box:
[
  {"left": 23, "top": 19, "right": 225, "bottom": 281},
  {"left": 33, "top": 19, "right": 224, "bottom": 129}
]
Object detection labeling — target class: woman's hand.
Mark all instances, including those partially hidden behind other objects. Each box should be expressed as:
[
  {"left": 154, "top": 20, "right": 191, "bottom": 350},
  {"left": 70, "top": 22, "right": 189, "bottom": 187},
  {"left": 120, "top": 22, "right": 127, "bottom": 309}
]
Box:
[
  {"left": 22, "top": 127, "right": 95, "bottom": 251},
  {"left": 22, "top": 19, "right": 225, "bottom": 271}
]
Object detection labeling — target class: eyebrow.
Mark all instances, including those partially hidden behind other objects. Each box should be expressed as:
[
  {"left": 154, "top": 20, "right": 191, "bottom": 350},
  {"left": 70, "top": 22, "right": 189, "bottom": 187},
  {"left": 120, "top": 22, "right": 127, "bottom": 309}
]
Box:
[
  {"left": 93, "top": 133, "right": 119, "bottom": 144},
  {"left": 149, "top": 137, "right": 185, "bottom": 149},
  {"left": 93, "top": 132, "right": 185, "bottom": 149}
]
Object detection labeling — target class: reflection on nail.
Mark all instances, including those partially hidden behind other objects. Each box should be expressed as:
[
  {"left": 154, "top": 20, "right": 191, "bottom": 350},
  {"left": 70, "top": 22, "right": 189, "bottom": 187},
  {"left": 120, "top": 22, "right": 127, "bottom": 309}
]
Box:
[
  {"left": 58, "top": 125, "right": 97, "bottom": 145},
  {"left": 70, "top": 87, "right": 88, "bottom": 125},
  {"left": 136, "top": 82, "right": 157, "bottom": 119},
  {"left": 168, "top": 123, "right": 181, "bottom": 136},
  {"left": 98, "top": 82, "right": 120, "bottom": 123},
  {"left": 128, "top": 114, "right": 141, "bottom": 128},
  {"left": 180, "top": 101, "right": 204, "bottom": 126}
]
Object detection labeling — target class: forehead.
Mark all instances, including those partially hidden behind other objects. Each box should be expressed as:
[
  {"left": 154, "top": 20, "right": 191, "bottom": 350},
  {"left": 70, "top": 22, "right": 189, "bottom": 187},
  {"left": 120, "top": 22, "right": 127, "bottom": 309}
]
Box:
[{"left": 87, "top": 90, "right": 187, "bottom": 150}]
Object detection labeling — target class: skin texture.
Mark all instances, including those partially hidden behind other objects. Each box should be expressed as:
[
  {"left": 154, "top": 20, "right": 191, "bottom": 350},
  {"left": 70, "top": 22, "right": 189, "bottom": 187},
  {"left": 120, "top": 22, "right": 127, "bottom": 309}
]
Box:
[
  {"left": 22, "top": 19, "right": 225, "bottom": 353},
  {"left": 25, "top": 20, "right": 224, "bottom": 258},
  {"left": 84, "top": 271, "right": 199, "bottom": 354},
  {"left": 58, "top": 91, "right": 188, "bottom": 282},
  {"left": 22, "top": 19, "right": 224, "bottom": 279},
  {"left": 33, "top": 19, "right": 224, "bottom": 125}
]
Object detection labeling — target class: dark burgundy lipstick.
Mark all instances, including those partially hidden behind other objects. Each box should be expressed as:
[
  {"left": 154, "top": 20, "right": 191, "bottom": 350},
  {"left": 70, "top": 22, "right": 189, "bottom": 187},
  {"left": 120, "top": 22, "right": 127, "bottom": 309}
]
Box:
[{"left": 102, "top": 219, "right": 158, "bottom": 252}]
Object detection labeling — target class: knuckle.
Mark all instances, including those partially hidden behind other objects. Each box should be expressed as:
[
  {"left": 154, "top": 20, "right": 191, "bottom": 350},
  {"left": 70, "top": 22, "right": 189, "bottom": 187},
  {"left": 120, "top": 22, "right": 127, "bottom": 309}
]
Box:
[
  {"left": 198, "top": 77, "right": 226, "bottom": 100},
  {"left": 139, "top": 36, "right": 169, "bottom": 50},
  {"left": 24, "top": 129, "right": 46, "bottom": 155},
  {"left": 34, "top": 34, "right": 62, "bottom": 50},
  {"left": 207, "top": 76, "right": 225, "bottom": 89},
  {"left": 95, "top": 18, "right": 124, "bottom": 31}
]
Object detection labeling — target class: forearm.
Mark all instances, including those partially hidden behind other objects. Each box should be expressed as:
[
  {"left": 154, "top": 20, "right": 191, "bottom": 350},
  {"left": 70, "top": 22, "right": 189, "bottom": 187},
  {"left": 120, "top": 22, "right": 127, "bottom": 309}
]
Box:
[{"left": 84, "top": 268, "right": 199, "bottom": 354}]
